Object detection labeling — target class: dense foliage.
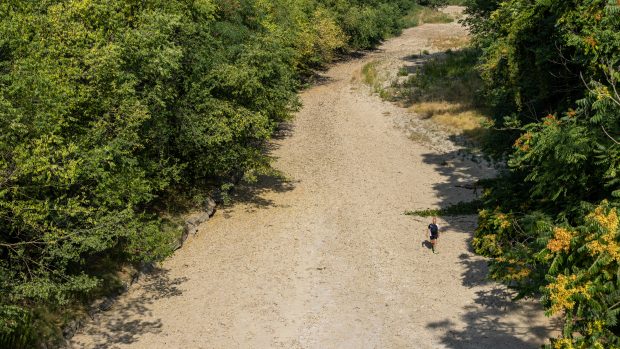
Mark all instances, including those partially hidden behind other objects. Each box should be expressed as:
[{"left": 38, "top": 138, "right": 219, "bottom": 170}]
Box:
[
  {"left": 0, "top": 0, "right": 422, "bottom": 345},
  {"left": 466, "top": 0, "right": 620, "bottom": 347}
]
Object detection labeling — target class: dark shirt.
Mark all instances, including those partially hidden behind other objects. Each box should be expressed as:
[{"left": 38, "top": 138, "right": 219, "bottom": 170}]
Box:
[{"left": 428, "top": 223, "right": 439, "bottom": 237}]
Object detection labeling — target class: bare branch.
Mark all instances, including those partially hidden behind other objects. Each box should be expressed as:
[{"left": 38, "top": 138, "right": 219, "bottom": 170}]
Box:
[
  {"left": 603, "top": 59, "right": 620, "bottom": 105},
  {"left": 601, "top": 125, "right": 620, "bottom": 145},
  {"left": 580, "top": 71, "right": 620, "bottom": 108},
  {"left": 580, "top": 72, "right": 596, "bottom": 95},
  {"left": 0, "top": 240, "right": 51, "bottom": 248},
  {"left": 552, "top": 41, "right": 576, "bottom": 75}
]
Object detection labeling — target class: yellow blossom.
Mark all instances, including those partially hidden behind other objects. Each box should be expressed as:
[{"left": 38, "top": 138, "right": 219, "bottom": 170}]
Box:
[
  {"left": 553, "top": 337, "right": 574, "bottom": 349},
  {"left": 586, "top": 205, "right": 620, "bottom": 261},
  {"left": 586, "top": 320, "right": 604, "bottom": 335},
  {"left": 499, "top": 219, "right": 511, "bottom": 229},
  {"left": 589, "top": 205, "right": 618, "bottom": 232},
  {"left": 546, "top": 274, "right": 591, "bottom": 314},
  {"left": 584, "top": 36, "right": 598, "bottom": 49},
  {"left": 514, "top": 132, "right": 533, "bottom": 152},
  {"left": 543, "top": 114, "right": 559, "bottom": 126},
  {"left": 508, "top": 267, "right": 531, "bottom": 281},
  {"left": 495, "top": 213, "right": 511, "bottom": 229},
  {"left": 587, "top": 238, "right": 620, "bottom": 262},
  {"left": 547, "top": 227, "right": 572, "bottom": 253}
]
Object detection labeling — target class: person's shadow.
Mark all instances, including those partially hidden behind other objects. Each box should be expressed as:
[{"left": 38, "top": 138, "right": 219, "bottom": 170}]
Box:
[{"left": 421, "top": 240, "right": 433, "bottom": 250}]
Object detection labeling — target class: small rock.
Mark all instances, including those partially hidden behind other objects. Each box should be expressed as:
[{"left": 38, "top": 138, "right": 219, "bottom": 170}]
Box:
[
  {"left": 184, "top": 221, "right": 198, "bottom": 236},
  {"left": 131, "top": 272, "right": 141, "bottom": 285},
  {"left": 174, "top": 229, "right": 188, "bottom": 250},
  {"left": 99, "top": 297, "right": 114, "bottom": 311},
  {"left": 204, "top": 197, "right": 217, "bottom": 216},
  {"left": 62, "top": 319, "right": 83, "bottom": 339},
  {"left": 186, "top": 212, "right": 210, "bottom": 226},
  {"left": 140, "top": 262, "right": 156, "bottom": 273}
]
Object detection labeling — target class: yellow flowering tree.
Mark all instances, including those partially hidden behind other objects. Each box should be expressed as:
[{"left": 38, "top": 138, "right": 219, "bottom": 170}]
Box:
[{"left": 539, "top": 202, "right": 620, "bottom": 348}]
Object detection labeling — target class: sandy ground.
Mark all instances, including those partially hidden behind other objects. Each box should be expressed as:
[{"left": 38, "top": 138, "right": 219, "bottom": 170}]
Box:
[{"left": 70, "top": 8, "right": 557, "bottom": 349}]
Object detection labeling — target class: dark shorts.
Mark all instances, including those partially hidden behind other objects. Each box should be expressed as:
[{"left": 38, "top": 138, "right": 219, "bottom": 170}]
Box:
[{"left": 430, "top": 234, "right": 438, "bottom": 241}]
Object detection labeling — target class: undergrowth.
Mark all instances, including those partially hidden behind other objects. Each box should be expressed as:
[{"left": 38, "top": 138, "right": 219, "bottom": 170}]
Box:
[
  {"left": 405, "top": 200, "right": 482, "bottom": 217},
  {"left": 362, "top": 60, "right": 391, "bottom": 100},
  {"left": 402, "top": 5, "right": 454, "bottom": 27},
  {"left": 393, "top": 48, "right": 491, "bottom": 143}
]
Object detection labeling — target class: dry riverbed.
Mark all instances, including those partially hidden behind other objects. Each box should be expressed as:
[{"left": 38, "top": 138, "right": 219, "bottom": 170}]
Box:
[{"left": 70, "top": 7, "right": 557, "bottom": 349}]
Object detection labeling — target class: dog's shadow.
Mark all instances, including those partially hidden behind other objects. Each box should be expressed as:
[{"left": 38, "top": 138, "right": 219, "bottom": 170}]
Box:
[{"left": 421, "top": 240, "right": 433, "bottom": 250}]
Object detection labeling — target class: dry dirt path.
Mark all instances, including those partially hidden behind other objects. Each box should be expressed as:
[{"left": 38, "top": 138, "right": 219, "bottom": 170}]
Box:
[{"left": 71, "top": 8, "right": 556, "bottom": 349}]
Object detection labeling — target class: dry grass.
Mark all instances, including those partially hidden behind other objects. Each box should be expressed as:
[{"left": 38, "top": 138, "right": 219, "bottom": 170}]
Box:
[
  {"left": 417, "top": 8, "right": 454, "bottom": 24},
  {"left": 409, "top": 101, "right": 489, "bottom": 141},
  {"left": 429, "top": 36, "right": 470, "bottom": 50},
  {"left": 364, "top": 44, "right": 488, "bottom": 143},
  {"left": 410, "top": 101, "right": 462, "bottom": 119},
  {"left": 408, "top": 130, "right": 432, "bottom": 144},
  {"left": 391, "top": 48, "right": 489, "bottom": 143},
  {"left": 402, "top": 6, "right": 454, "bottom": 27},
  {"left": 361, "top": 60, "right": 392, "bottom": 99},
  {"left": 432, "top": 109, "right": 487, "bottom": 131},
  {"left": 362, "top": 60, "right": 380, "bottom": 86}
]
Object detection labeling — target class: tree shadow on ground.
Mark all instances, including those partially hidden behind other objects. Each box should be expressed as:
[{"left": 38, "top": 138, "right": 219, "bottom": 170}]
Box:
[
  {"left": 218, "top": 122, "right": 299, "bottom": 214},
  {"left": 72, "top": 268, "right": 187, "bottom": 348},
  {"left": 421, "top": 149, "right": 492, "bottom": 207},
  {"left": 300, "top": 50, "right": 371, "bottom": 87},
  {"left": 400, "top": 51, "right": 447, "bottom": 77},
  {"left": 414, "top": 149, "right": 558, "bottom": 348},
  {"left": 267, "top": 121, "right": 296, "bottom": 150},
  {"left": 427, "top": 295, "right": 558, "bottom": 349},
  {"left": 426, "top": 254, "right": 560, "bottom": 348},
  {"left": 302, "top": 72, "right": 335, "bottom": 87},
  {"left": 225, "top": 174, "right": 298, "bottom": 214}
]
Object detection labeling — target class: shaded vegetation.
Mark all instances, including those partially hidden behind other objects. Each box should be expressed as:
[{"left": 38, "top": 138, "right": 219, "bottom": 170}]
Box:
[
  {"left": 401, "top": 48, "right": 493, "bottom": 145},
  {"left": 400, "top": 48, "right": 483, "bottom": 106},
  {"left": 405, "top": 200, "right": 482, "bottom": 217},
  {"left": 370, "top": 46, "right": 490, "bottom": 142}
]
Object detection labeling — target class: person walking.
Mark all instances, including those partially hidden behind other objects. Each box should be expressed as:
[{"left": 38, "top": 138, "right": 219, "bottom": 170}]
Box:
[{"left": 428, "top": 217, "right": 439, "bottom": 254}]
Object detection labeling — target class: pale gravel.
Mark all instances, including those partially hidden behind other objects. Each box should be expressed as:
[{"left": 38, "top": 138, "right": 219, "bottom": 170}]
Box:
[{"left": 70, "top": 8, "right": 558, "bottom": 349}]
